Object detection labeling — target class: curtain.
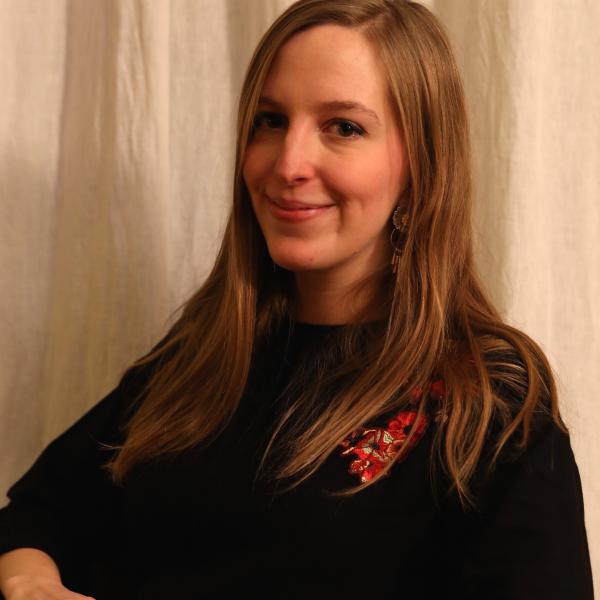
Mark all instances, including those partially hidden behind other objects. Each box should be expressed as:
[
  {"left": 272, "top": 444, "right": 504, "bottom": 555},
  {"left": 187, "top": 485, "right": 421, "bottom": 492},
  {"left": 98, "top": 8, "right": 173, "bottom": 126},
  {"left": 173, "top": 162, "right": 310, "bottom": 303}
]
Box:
[{"left": 1, "top": 0, "right": 598, "bottom": 583}]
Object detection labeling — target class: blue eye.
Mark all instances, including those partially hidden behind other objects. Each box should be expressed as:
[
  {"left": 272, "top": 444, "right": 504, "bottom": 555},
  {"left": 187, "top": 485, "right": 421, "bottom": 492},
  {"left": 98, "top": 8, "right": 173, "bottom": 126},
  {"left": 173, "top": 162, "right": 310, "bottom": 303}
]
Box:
[
  {"left": 251, "top": 112, "right": 365, "bottom": 139},
  {"left": 329, "top": 120, "right": 365, "bottom": 138},
  {"left": 252, "top": 111, "right": 286, "bottom": 131}
]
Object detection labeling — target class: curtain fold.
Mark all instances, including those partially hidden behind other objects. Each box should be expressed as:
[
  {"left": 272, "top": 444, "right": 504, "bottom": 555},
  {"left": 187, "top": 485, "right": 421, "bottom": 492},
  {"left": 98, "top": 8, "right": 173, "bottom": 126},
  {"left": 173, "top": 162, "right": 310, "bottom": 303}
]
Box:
[
  {"left": 1, "top": 0, "right": 598, "bottom": 583},
  {"left": 40, "top": 0, "right": 171, "bottom": 441}
]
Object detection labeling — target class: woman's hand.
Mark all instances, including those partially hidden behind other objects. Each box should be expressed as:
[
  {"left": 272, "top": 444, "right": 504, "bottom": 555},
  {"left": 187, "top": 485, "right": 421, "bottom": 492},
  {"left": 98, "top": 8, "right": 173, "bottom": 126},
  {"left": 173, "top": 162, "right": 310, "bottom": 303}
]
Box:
[
  {"left": 3, "top": 574, "right": 94, "bottom": 599},
  {"left": 0, "top": 549, "right": 93, "bottom": 600}
]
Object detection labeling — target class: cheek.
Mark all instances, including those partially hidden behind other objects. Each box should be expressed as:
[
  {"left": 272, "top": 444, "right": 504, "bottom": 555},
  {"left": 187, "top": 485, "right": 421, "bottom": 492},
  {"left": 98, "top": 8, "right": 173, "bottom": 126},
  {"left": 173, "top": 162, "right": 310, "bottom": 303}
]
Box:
[
  {"left": 324, "top": 156, "right": 373, "bottom": 197},
  {"left": 242, "top": 143, "right": 274, "bottom": 193},
  {"left": 326, "top": 157, "right": 398, "bottom": 212},
  {"left": 356, "top": 150, "right": 407, "bottom": 213}
]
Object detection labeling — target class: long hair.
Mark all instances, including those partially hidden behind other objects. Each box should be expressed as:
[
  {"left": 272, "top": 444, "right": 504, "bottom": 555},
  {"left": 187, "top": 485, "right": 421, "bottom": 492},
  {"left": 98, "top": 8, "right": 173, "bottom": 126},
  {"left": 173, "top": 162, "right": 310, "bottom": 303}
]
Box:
[{"left": 108, "top": 0, "right": 563, "bottom": 506}]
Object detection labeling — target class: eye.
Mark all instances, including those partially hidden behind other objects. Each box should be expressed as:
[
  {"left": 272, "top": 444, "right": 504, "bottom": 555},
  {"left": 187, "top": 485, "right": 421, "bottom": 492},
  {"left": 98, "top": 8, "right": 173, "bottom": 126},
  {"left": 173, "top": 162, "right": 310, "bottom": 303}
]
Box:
[
  {"left": 327, "top": 120, "right": 366, "bottom": 139},
  {"left": 252, "top": 111, "right": 287, "bottom": 132}
]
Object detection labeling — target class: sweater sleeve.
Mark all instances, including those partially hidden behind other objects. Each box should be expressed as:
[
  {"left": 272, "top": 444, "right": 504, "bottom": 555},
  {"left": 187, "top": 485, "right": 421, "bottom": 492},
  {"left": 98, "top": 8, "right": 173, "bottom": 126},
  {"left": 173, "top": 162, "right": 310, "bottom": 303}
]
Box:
[
  {"left": 0, "top": 362, "right": 150, "bottom": 593},
  {"left": 446, "top": 418, "right": 594, "bottom": 600}
]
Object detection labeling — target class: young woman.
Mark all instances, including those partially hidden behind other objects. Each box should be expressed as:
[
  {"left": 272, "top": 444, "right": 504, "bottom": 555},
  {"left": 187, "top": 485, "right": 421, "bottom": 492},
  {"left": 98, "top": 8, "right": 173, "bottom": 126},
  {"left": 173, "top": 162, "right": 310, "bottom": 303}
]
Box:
[{"left": 0, "top": 1, "right": 593, "bottom": 598}]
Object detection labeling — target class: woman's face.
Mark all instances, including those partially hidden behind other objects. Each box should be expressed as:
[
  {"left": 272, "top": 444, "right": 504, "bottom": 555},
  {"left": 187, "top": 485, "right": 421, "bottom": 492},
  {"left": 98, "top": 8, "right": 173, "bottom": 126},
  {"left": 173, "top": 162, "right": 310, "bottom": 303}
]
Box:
[{"left": 243, "top": 24, "right": 408, "bottom": 284}]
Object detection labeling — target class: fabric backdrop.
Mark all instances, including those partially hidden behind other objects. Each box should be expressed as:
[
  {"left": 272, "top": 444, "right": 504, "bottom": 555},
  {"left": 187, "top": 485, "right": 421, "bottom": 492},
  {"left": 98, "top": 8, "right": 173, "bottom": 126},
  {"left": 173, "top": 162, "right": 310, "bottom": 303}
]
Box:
[{"left": 1, "top": 0, "right": 598, "bottom": 585}]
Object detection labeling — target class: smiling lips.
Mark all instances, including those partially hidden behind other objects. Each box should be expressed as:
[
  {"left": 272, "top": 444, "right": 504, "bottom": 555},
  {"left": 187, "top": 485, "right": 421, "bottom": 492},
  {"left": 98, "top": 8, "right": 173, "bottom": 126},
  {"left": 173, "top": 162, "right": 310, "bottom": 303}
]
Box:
[{"left": 266, "top": 195, "right": 335, "bottom": 221}]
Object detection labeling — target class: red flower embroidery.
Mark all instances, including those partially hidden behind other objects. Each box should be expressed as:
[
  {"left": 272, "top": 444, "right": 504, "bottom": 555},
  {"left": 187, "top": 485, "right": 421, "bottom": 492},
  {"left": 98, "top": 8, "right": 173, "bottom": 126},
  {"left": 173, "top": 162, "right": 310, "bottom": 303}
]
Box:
[
  {"left": 339, "top": 380, "right": 444, "bottom": 483},
  {"left": 430, "top": 379, "right": 445, "bottom": 400}
]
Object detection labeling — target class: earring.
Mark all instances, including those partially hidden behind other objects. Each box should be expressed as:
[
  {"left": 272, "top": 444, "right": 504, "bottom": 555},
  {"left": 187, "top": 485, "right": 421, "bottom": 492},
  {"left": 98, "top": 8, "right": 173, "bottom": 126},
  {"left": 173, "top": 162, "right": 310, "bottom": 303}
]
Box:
[{"left": 390, "top": 205, "right": 408, "bottom": 274}]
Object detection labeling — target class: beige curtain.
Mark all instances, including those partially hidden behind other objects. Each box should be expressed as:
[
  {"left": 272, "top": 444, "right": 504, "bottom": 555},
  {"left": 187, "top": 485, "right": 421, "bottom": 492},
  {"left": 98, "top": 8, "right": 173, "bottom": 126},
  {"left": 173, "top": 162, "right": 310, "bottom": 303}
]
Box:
[{"left": 1, "top": 0, "right": 598, "bottom": 583}]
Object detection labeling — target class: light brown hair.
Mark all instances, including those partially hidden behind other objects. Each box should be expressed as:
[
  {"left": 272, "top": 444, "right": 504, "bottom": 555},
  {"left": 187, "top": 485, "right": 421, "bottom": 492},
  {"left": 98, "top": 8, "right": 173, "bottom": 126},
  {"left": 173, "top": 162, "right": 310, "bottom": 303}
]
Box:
[{"left": 108, "top": 0, "right": 563, "bottom": 506}]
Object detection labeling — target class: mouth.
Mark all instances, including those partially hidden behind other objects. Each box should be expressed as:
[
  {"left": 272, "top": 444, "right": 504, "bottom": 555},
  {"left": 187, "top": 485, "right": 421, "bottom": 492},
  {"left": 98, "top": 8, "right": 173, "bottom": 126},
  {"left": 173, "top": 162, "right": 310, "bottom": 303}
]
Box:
[
  {"left": 265, "top": 195, "right": 335, "bottom": 222},
  {"left": 268, "top": 195, "right": 334, "bottom": 211}
]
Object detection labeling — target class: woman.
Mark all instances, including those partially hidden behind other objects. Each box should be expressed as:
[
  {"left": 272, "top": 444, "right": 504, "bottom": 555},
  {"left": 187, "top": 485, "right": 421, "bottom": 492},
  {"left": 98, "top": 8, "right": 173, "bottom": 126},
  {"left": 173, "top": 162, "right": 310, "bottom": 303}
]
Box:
[{"left": 0, "top": 1, "right": 593, "bottom": 598}]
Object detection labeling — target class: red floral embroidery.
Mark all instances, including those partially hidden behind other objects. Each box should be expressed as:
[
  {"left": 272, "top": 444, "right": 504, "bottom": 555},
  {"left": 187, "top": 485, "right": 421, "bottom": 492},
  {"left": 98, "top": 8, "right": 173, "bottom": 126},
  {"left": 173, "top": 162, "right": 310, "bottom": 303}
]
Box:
[
  {"left": 430, "top": 379, "right": 445, "bottom": 400},
  {"left": 339, "top": 380, "right": 444, "bottom": 483}
]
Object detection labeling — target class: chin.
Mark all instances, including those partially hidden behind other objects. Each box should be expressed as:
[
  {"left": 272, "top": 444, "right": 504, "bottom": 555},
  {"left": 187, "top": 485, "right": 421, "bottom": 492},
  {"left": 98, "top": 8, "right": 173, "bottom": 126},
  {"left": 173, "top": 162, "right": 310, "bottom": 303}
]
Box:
[
  {"left": 267, "top": 244, "right": 323, "bottom": 273},
  {"left": 271, "top": 255, "right": 320, "bottom": 272}
]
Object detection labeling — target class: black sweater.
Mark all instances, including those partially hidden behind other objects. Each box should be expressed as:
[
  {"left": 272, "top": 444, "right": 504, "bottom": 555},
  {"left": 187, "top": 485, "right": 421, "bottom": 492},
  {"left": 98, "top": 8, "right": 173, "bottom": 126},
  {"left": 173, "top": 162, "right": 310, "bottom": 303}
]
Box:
[{"left": 0, "top": 323, "right": 594, "bottom": 599}]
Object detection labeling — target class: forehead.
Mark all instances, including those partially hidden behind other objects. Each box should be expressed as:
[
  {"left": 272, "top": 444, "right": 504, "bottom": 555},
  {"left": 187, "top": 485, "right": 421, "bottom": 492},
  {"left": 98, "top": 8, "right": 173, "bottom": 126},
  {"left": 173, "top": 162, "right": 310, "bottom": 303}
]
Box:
[{"left": 261, "top": 24, "right": 390, "bottom": 115}]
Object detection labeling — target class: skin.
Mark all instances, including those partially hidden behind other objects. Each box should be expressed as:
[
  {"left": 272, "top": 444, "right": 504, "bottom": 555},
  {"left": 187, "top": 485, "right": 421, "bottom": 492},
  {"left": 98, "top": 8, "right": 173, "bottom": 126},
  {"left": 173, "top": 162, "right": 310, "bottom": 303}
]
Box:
[
  {"left": 243, "top": 24, "right": 409, "bottom": 324},
  {"left": 0, "top": 548, "right": 94, "bottom": 599}
]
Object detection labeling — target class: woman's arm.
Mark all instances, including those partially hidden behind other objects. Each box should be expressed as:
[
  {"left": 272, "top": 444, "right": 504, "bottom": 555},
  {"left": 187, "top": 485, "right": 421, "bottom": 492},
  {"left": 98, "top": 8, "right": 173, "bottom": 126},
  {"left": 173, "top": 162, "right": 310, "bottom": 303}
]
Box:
[
  {"left": 0, "top": 340, "right": 167, "bottom": 599},
  {"left": 0, "top": 548, "right": 92, "bottom": 599},
  {"left": 0, "top": 357, "right": 155, "bottom": 598},
  {"left": 0, "top": 390, "right": 125, "bottom": 595}
]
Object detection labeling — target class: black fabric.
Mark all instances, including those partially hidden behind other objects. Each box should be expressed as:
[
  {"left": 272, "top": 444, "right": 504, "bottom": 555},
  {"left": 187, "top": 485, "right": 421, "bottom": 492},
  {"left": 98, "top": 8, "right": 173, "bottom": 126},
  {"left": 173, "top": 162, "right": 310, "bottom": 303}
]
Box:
[{"left": 0, "top": 322, "right": 594, "bottom": 599}]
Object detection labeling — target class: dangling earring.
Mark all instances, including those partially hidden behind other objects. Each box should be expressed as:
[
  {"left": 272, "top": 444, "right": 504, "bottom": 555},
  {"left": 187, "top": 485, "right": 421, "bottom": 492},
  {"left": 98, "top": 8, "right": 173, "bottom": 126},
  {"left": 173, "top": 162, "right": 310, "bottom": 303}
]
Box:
[{"left": 390, "top": 205, "right": 409, "bottom": 274}]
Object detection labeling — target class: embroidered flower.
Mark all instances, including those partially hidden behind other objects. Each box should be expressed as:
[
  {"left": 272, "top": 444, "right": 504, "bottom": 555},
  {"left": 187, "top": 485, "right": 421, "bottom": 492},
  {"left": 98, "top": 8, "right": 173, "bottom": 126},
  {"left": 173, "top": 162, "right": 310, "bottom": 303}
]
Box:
[
  {"left": 339, "top": 380, "right": 444, "bottom": 483},
  {"left": 430, "top": 379, "right": 445, "bottom": 401}
]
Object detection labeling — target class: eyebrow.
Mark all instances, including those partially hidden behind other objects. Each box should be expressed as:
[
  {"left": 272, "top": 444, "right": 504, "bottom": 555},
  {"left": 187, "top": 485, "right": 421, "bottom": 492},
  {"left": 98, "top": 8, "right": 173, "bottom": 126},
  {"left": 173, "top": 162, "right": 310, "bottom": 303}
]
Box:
[{"left": 258, "top": 96, "right": 381, "bottom": 124}]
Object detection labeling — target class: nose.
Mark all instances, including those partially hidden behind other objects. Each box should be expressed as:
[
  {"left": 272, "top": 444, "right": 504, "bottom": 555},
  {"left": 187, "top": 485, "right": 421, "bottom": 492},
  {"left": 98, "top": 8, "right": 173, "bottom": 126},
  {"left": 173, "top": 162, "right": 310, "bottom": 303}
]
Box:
[{"left": 272, "top": 123, "right": 317, "bottom": 186}]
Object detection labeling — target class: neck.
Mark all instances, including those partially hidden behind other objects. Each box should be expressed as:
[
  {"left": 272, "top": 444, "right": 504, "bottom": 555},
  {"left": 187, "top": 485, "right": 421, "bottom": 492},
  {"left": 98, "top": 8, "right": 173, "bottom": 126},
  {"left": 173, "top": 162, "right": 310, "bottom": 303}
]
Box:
[{"left": 294, "top": 268, "right": 388, "bottom": 325}]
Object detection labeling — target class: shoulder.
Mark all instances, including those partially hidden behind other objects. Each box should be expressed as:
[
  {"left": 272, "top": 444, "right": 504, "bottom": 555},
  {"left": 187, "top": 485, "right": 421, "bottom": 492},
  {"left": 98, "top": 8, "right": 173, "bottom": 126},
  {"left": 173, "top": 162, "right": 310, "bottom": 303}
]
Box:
[
  {"left": 431, "top": 338, "right": 566, "bottom": 502},
  {"left": 483, "top": 340, "right": 560, "bottom": 443},
  {"left": 43, "top": 335, "right": 174, "bottom": 456},
  {"left": 474, "top": 346, "right": 575, "bottom": 500}
]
